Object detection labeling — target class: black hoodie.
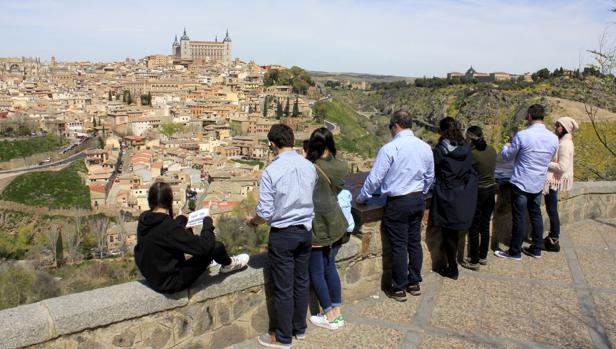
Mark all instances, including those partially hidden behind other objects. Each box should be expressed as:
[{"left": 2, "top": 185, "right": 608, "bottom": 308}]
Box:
[
  {"left": 431, "top": 141, "right": 479, "bottom": 230},
  {"left": 134, "top": 211, "right": 215, "bottom": 292}
]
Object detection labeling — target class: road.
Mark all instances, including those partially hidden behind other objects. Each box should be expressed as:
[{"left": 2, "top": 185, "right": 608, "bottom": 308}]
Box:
[{"left": 0, "top": 151, "right": 86, "bottom": 175}]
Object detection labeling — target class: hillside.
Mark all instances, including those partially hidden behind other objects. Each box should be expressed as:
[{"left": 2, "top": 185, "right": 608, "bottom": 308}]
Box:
[
  {"left": 312, "top": 76, "right": 616, "bottom": 180},
  {"left": 0, "top": 161, "right": 90, "bottom": 209}
]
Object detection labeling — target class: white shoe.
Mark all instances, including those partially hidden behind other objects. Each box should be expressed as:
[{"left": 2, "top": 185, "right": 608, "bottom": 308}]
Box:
[
  {"left": 494, "top": 250, "right": 522, "bottom": 261},
  {"left": 309, "top": 313, "right": 338, "bottom": 330},
  {"left": 219, "top": 254, "right": 249, "bottom": 274}
]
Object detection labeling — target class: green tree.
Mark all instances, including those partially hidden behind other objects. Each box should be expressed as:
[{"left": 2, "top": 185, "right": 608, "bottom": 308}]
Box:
[
  {"left": 159, "top": 122, "right": 184, "bottom": 139},
  {"left": 126, "top": 91, "right": 133, "bottom": 105},
  {"left": 263, "top": 96, "right": 269, "bottom": 117},
  {"left": 292, "top": 96, "right": 300, "bottom": 117},
  {"left": 108, "top": 91, "right": 112, "bottom": 101},
  {"left": 263, "top": 66, "right": 314, "bottom": 95},
  {"left": 147, "top": 91, "right": 152, "bottom": 106},
  {"left": 188, "top": 199, "right": 196, "bottom": 212},
  {"left": 531, "top": 68, "right": 551, "bottom": 81},
  {"left": 276, "top": 100, "right": 283, "bottom": 119},
  {"left": 284, "top": 98, "right": 290, "bottom": 117}
]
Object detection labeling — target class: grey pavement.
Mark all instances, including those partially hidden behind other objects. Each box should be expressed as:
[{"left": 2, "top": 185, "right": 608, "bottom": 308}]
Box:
[{"left": 227, "top": 218, "right": 616, "bottom": 349}]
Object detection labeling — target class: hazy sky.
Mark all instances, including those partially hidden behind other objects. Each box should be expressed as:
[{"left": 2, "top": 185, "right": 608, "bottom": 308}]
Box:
[{"left": 1, "top": 0, "right": 614, "bottom": 76}]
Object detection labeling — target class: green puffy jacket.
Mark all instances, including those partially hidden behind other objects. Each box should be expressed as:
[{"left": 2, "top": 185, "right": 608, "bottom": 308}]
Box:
[{"left": 312, "top": 156, "right": 349, "bottom": 246}]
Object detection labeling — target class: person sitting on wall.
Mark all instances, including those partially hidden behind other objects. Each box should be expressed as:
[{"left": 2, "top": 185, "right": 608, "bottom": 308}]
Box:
[{"left": 134, "top": 181, "right": 249, "bottom": 294}]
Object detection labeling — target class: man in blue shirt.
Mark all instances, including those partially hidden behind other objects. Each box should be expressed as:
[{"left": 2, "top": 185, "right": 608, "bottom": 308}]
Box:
[
  {"left": 245, "top": 124, "right": 317, "bottom": 348},
  {"left": 357, "top": 110, "right": 434, "bottom": 302},
  {"left": 495, "top": 104, "right": 558, "bottom": 260}
]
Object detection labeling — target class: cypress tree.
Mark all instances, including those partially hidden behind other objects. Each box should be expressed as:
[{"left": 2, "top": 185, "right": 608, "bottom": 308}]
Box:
[
  {"left": 284, "top": 98, "right": 290, "bottom": 117},
  {"left": 263, "top": 96, "right": 269, "bottom": 117},
  {"left": 276, "top": 100, "right": 283, "bottom": 119},
  {"left": 292, "top": 97, "right": 299, "bottom": 117}
]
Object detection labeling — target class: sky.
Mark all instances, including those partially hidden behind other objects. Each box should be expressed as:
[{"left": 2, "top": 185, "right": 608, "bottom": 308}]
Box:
[{"left": 0, "top": 0, "right": 615, "bottom": 77}]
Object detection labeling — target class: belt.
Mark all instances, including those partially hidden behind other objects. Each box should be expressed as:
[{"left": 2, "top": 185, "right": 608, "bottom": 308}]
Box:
[
  {"left": 270, "top": 225, "right": 306, "bottom": 232},
  {"left": 387, "top": 191, "right": 423, "bottom": 201}
]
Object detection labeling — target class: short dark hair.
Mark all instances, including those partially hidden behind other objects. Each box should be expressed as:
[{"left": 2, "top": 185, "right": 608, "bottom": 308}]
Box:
[
  {"left": 267, "top": 124, "right": 294, "bottom": 148},
  {"left": 528, "top": 104, "right": 545, "bottom": 120},
  {"left": 389, "top": 110, "right": 413, "bottom": 129},
  {"left": 306, "top": 127, "right": 337, "bottom": 163},
  {"left": 148, "top": 181, "right": 174, "bottom": 217}
]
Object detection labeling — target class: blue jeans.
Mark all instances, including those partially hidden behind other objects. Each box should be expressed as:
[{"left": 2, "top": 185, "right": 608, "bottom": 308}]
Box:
[
  {"left": 309, "top": 242, "right": 342, "bottom": 313},
  {"left": 382, "top": 193, "right": 425, "bottom": 292},
  {"left": 508, "top": 184, "right": 544, "bottom": 257},
  {"left": 268, "top": 227, "right": 312, "bottom": 344},
  {"left": 544, "top": 189, "right": 560, "bottom": 240}
]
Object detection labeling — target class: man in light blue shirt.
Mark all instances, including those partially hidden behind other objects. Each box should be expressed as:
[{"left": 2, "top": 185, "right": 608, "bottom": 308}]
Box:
[
  {"left": 357, "top": 110, "right": 434, "bottom": 302},
  {"left": 495, "top": 104, "right": 558, "bottom": 260},
  {"left": 245, "top": 124, "right": 317, "bottom": 348}
]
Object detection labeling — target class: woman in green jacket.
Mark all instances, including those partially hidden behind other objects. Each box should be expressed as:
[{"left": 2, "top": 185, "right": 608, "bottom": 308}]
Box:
[{"left": 305, "top": 128, "right": 349, "bottom": 330}]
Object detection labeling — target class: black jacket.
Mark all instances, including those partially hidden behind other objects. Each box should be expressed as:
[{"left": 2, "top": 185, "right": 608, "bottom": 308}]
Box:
[
  {"left": 134, "top": 211, "right": 215, "bottom": 292},
  {"left": 431, "top": 141, "right": 478, "bottom": 230}
]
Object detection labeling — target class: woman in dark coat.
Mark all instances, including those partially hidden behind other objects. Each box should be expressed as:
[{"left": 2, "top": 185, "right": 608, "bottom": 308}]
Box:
[{"left": 431, "top": 117, "right": 478, "bottom": 279}]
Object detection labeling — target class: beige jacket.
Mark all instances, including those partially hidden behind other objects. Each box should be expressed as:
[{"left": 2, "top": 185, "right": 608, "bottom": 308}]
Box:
[{"left": 544, "top": 133, "right": 574, "bottom": 193}]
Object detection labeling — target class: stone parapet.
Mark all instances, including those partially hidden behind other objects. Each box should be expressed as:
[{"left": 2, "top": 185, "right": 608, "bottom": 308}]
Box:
[{"left": 0, "top": 181, "right": 613, "bottom": 349}]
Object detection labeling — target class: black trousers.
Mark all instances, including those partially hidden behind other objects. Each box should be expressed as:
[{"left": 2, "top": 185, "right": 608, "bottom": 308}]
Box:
[
  {"left": 441, "top": 228, "right": 459, "bottom": 268},
  {"left": 161, "top": 241, "right": 232, "bottom": 293},
  {"left": 268, "top": 226, "right": 312, "bottom": 345},
  {"left": 468, "top": 186, "right": 496, "bottom": 263},
  {"left": 382, "top": 193, "right": 425, "bottom": 292}
]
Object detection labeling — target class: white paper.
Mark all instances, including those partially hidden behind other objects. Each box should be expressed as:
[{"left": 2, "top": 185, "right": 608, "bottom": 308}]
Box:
[{"left": 186, "top": 208, "right": 210, "bottom": 228}]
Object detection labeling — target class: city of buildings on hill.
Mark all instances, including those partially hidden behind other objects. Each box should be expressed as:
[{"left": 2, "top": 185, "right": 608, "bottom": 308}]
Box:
[{"left": 0, "top": 31, "right": 366, "bottom": 257}]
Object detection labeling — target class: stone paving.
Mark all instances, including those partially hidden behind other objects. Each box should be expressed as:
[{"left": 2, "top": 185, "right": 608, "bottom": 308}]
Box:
[{"left": 228, "top": 218, "right": 616, "bottom": 349}]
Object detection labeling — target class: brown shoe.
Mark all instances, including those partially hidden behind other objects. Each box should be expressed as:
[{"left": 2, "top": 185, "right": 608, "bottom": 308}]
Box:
[
  {"left": 406, "top": 284, "right": 421, "bottom": 296},
  {"left": 461, "top": 260, "right": 480, "bottom": 271}
]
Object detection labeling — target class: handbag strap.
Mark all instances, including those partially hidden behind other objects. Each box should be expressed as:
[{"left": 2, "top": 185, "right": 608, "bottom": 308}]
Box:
[{"left": 315, "top": 163, "right": 336, "bottom": 194}]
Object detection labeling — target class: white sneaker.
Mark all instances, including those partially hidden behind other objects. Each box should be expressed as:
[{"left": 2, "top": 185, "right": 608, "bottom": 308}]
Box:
[
  {"left": 219, "top": 254, "right": 249, "bottom": 274},
  {"left": 309, "top": 313, "right": 338, "bottom": 330},
  {"left": 494, "top": 250, "right": 522, "bottom": 261}
]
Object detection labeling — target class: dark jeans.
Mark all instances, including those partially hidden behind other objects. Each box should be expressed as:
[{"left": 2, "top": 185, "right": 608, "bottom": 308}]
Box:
[
  {"left": 268, "top": 227, "right": 312, "bottom": 345},
  {"left": 442, "top": 228, "right": 459, "bottom": 268},
  {"left": 309, "top": 243, "right": 342, "bottom": 313},
  {"left": 163, "top": 241, "right": 232, "bottom": 293},
  {"left": 508, "top": 184, "right": 544, "bottom": 257},
  {"left": 382, "top": 193, "right": 425, "bottom": 292},
  {"left": 544, "top": 189, "right": 560, "bottom": 240},
  {"left": 468, "top": 186, "right": 496, "bottom": 263}
]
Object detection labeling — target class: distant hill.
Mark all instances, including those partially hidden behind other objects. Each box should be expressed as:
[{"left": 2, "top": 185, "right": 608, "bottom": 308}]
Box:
[{"left": 310, "top": 71, "right": 415, "bottom": 83}]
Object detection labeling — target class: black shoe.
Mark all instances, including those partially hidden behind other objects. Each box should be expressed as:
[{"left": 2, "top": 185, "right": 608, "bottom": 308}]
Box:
[
  {"left": 437, "top": 266, "right": 459, "bottom": 280},
  {"left": 386, "top": 289, "right": 407, "bottom": 302},
  {"left": 543, "top": 237, "right": 560, "bottom": 252},
  {"left": 406, "top": 284, "right": 421, "bottom": 296},
  {"left": 522, "top": 246, "right": 542, "bottom": 258}
]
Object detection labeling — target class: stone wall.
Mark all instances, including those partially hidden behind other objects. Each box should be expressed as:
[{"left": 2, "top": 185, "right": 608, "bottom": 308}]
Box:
[{"left": 0, "top": 181, "right": 614, "bottom": 349}]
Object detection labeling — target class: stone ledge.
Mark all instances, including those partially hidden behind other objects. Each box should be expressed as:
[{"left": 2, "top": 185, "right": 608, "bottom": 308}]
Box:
[
  {"left": 0, "top": 302, "right": 50, "bottom": 349},
  {"left": 187, "top": 236, "right": 363, "bottom": 303},
  {"left": 0, "top": 236, "right": 364, "bottom": 348},
  {"left": 44, "top": 281, "right": 188, "bottom": 335},
  {"left": 564, "top": 181, "right": 616, "bottom": 199}
]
